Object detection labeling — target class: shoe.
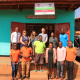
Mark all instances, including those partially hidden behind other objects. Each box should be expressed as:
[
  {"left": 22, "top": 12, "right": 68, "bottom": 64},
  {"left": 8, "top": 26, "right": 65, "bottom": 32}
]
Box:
[
  {"left": 11, "top": 78, "right": 14, "bottom": 80},
  {"left": 20, "top": 75, "right": 22, "bottom": 78},
  {"left": 56, "top": 76, "right": 60, "bottom": 79},
  {"left": 26, "top": 76, "right": 30, "bottom": 79},
  {"left": 51, "top": 76, "right": 54, "bottom": 79},
  {"left": 48, "top": 75, "right": 51, "bottom": 79},
  {"left": 40, "top": 70, "right": 43, "bottom": 72},
  {"left": 35, "top": 70, "right": 37, "bottom": 72},
  {"left": 21, "top": 77, "right": 25, "bottom": 80},
  {"left": 61, "top": 77, "right": 64, "bottom": 80},
  {"left": 65, "top": 79, "right": 70, "bottom": 80},
  {"left": 15, "top": 77, "right": 18, "bottom": 80},
  {"left": 31, "top": 60, "right": 34, "bottom": 62}
]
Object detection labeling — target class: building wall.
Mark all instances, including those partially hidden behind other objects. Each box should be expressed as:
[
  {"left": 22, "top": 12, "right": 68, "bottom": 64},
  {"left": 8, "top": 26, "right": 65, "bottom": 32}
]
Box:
[
  {"left": 0, "top": 10, "right": 75, "bottom": 55},
  {"left": 75, "top": 20, "right": 80, "bottom": 31}
]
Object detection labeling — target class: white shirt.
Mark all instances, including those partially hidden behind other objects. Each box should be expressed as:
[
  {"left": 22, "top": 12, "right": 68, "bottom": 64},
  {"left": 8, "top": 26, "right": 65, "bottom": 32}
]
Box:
[
  {"left": 57, "top": 47, "right": 66, "bottom": 61},
  {"left": 38, "top": 33, "right": 48, "bottom": 42},
  {"left": 11, "top": 32, "right": 21, "bottom": 43}
]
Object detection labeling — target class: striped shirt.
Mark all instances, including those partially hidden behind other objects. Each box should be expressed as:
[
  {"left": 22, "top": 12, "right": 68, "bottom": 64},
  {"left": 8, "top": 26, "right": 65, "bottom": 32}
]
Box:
[{"left": 57, "top": 47, "right": 66, "bottom": 61}]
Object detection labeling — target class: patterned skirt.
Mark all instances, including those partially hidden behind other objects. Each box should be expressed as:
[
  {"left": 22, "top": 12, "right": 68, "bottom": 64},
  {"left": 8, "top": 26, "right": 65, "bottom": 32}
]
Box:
[{"left": 34, "top": 53, "right": 44, "bottom": 65}]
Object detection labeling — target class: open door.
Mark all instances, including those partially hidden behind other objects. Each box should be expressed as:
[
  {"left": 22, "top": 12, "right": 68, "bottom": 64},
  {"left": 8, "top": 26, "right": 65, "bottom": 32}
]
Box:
[
  {"left": 55, "top": 23, "right": 70, "bottom": 42},
  {"left": 26, "top": 24, "right": 33, "bottom": 36},
  {"left": 11, "top": 22, "right": 26, "bottom": 34},
  {"left": 11, "top": 21, "right": 26, "bottom": 49}
]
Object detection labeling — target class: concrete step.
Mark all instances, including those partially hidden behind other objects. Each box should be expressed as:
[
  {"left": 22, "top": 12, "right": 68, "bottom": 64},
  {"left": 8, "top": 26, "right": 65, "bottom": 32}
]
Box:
[
  {"left": 30, "top": 70, "right": 48, "bottom": 80},
  {"left": 0, "top": 57, "right": 80, "bottom": 78}
]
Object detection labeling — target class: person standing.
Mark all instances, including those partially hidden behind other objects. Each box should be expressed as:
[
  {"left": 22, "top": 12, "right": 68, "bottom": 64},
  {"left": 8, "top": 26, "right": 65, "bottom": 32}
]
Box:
[
  {"left": 21, "top": 40, "right": 32, "bottom": 80},
  {"left": 56, "top": 42, "right": 66, "bottom": 80},
  {"left": 10, "top": 43, "right": 20, "bottom": 80},
  {"left": 46, "top": 42, "right": 56, "bottom": 79},
  {"left": 38, "top": 28, "right": 48, "bottom": 44},
  {"left": 11, "top": 27, "right": 21, "bottom": 49},
  {"left": 30, "top": 31, "right": 37, "bottom": 49},
  {"left": 20, "top": 30, "right": 30, "bottom": 50},
  {"left": 66, "top": 41, "right": 77, "bottom": 80},
  {"left": 49, "top": 32, "right": 58, "bottom": 48},
  {"left": 59, "top": 29, "right": 68, "bottom": 47},
  {"left": 33, "top": 35, "right": 46, "bottom": 72},
  {"left": 30, "top": 31, "right": 37, "bottom": 62},
  {"left": 19, "top": 30, "right": 30, "bottom": 78}
]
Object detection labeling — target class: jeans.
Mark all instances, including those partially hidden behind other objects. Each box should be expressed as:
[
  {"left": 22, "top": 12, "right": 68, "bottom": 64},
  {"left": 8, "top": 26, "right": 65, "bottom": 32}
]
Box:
[
  {"left": 11, "top": 61, "right": 18, "bottom": 78},
  {"left": 57, "top": 61, "right": 64, "bottom": 78},
  {"left": 66, "top": 61, "right": 74, "bottom": 80}
]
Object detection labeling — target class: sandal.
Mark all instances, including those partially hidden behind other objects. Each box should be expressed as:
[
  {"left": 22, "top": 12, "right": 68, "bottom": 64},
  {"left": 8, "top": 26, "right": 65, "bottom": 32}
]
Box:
[
  {"left": 40, "top": 70, "right": 43, "bottom": 72},
  {"left": 35, "top": 70, "right": 37, "bottom": 72}
]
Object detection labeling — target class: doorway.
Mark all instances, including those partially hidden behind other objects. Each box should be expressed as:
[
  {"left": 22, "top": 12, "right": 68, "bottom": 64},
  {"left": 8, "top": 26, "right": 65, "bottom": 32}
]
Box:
[
  {"left": 25, "top": 23, "right": 55, "bottom": 46},
  {"left": 11, "top": 22, "right": 70, "bottom": 48}
]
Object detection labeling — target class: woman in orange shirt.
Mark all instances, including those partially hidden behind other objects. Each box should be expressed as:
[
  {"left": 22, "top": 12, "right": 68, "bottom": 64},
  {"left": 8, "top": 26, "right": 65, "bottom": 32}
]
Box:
[{"left": 10, "top": 43, "right": 20, "bottom": 80}]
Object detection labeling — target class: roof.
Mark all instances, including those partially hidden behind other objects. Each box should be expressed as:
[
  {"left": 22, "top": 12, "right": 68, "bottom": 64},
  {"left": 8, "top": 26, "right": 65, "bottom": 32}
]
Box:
[{"left": 0, "top": 0, "right": 80, "bottom": 11}]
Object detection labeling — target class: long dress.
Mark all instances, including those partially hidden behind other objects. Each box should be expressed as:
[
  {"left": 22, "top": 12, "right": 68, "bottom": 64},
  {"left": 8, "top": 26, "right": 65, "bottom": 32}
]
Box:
[
  {"left": 20, "top": 36, "right": 29, "bottom": 50},
  {"left": 46, "top": 49, "right": 55, "bottom": 68}
]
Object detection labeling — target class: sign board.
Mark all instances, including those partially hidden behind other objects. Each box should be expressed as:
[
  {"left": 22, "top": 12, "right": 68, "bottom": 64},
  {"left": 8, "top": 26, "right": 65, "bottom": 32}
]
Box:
[
  {"left": 35, "top": 3, "right": 55, "bottom": 15},
  {"left": 26, "top": 15, "right": 56, "bottom": 19}
]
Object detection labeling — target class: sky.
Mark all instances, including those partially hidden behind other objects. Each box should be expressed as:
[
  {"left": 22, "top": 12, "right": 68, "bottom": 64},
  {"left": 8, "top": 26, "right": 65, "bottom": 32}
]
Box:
[{"left": 75, "top": 7, "right": 80, "bottom": 18}]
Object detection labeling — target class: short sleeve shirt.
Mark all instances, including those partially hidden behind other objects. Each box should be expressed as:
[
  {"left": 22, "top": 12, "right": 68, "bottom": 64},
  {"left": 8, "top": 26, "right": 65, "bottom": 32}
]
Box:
[
  {"left": 33, "top": 40, "right": 46, "bottom": 54},
  {"left": 11, "top": 32, "right": 21, "bottom": 43},
  {"left": 57, "top": 47, "right": 66, "bottom": 61},
  {"left": 59, "top": 34, "right": 68, "bottom": 47},
  {"left": 66, "top": 47, "right": 77, "bottom": 61},
  {"left": 10, "top": 49, "right": 20, "bottom": 62},
  {"left": 21, "top": 47, "right": 32, "bottom": 61},
  {"left": 38, "top": 33, "right": 48, "bottom": 42}
]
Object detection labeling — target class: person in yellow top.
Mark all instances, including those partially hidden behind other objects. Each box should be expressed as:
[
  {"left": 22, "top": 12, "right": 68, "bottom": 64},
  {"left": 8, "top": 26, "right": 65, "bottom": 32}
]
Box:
[
  {"left": 66, "top": 41, "right": 77, "bottom": 80},
  {"left": 10, "top": 43, "right": 20, "bottom": 80},
  {"left": 33, "top": 35, "right": 46, "bottom": 72}
]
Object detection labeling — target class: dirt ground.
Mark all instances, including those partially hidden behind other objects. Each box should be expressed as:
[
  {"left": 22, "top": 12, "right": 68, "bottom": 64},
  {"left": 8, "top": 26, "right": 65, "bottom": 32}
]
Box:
[{"left": 0, "top": 75, "right": 80, "bottom": 80}]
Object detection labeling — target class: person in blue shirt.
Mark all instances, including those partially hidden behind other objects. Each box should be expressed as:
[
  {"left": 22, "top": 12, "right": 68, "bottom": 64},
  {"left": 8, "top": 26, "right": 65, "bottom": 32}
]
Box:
[{"left": 59, "top": 29, "right": 68, "bottom": 47}]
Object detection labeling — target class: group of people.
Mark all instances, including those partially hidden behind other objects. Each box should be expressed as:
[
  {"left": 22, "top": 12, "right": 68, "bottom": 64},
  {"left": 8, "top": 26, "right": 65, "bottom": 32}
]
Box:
[{"left": 10, "top": 27, "right": 77, "bottom": 80}]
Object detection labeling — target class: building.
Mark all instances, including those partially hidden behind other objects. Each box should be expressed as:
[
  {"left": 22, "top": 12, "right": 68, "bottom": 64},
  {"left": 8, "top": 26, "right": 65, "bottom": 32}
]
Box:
[
  {"left": 0, "top": 0, "right": 80, "bottom": 55},
  {"left": 75, "top": 17, "right": 80, "bottom": 35}
]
